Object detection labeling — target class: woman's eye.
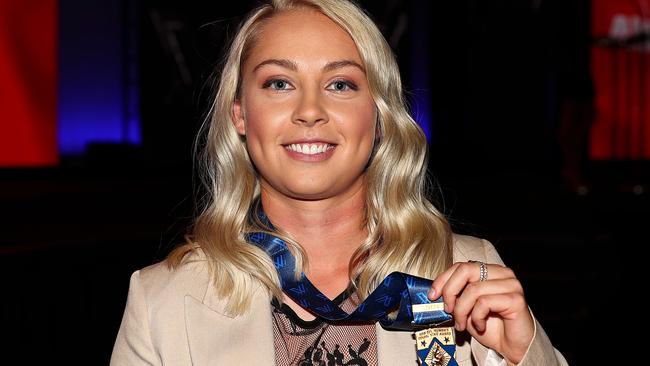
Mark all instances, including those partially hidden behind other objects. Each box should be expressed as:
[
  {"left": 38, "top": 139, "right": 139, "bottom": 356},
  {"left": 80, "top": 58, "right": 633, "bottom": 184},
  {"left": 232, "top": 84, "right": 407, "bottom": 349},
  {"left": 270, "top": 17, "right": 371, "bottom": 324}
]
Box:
[
  {"left": 327, "top": 80, "right": 357, "bottom": 92},
  {"left": 263, "top": 79, "right": 293, "bottom": 90},
  {"left": 271, "top": 80, "right": 288, "bottom": 90}
]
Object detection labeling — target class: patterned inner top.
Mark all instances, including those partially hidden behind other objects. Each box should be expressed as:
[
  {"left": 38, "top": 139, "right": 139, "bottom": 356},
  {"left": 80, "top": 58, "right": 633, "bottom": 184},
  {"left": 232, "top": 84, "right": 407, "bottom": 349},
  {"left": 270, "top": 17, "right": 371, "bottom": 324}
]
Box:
[{"left": 271, "top": 290, "right": 379, "bottom": 366}]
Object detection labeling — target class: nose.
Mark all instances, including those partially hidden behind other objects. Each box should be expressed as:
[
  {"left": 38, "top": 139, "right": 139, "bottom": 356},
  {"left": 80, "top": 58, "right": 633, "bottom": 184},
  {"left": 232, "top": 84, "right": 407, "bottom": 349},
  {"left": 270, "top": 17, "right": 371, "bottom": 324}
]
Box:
[{"left": 292, "top": 89, "right": 329, "bottom": 126}]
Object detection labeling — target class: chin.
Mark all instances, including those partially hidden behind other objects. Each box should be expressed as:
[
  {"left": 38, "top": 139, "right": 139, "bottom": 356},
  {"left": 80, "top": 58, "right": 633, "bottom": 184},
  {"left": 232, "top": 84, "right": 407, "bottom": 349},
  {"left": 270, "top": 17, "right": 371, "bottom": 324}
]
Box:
[
  {"left": 265, "top": 175, "right": 363, "bottom": 202},
  {"left": 284, "top": 187, "right": 333, "bottom": 201}
]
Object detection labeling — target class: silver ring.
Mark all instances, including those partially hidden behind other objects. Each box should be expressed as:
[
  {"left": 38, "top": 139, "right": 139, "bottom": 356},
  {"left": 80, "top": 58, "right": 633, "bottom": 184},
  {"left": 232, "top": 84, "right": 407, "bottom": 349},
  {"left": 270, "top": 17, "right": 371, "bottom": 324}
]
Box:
[{"left": 469, "top": 260, "right": 488, "bottom": 281}]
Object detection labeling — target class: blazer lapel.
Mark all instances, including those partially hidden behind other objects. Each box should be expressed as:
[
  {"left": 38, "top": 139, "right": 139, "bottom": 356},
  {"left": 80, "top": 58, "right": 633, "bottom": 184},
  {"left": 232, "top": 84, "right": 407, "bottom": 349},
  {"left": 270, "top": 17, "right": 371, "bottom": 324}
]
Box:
[
  {"left": 184, "top": 284, "right": 276, "bottom": 365},
  {"left": 376, "top": 324, "right": 418, "bottom": 365}
]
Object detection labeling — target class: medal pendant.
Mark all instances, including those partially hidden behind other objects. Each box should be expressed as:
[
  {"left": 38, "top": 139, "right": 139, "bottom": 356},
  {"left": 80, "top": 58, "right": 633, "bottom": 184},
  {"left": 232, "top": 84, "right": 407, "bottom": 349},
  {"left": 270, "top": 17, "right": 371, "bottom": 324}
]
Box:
[{"left": 415, "top": 327, "right": 458, "bottom": 366}]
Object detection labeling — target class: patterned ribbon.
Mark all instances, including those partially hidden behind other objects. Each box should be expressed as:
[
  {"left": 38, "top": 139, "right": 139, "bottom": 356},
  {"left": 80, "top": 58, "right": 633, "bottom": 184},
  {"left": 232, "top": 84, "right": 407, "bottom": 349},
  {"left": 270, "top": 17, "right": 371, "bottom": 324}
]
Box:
[
  {"left": 246, "top": 205, "right": 457, "bottom": 365},
  {"left": 249, "top": 230, "right": 458, "bottom": 327}
]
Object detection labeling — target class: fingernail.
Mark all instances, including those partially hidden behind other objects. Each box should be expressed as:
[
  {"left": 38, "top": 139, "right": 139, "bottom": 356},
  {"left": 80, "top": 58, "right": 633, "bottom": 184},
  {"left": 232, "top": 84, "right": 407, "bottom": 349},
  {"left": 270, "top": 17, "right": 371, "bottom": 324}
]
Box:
[
  {"left": 443, "top": 303, "right": 449, "bottom": 313},
  {"left": 429, "top": 289, "right": 436, "bottom": 299},
  {"left": 454, "top": 322, "right": 460, "bottom": 331}
]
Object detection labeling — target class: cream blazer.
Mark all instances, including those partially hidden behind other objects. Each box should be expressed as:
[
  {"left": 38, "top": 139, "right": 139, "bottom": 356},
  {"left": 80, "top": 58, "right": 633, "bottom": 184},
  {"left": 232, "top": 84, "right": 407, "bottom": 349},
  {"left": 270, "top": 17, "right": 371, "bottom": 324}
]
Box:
[{"left": 110, "top": 234, "right": 568, "bottom": 365}]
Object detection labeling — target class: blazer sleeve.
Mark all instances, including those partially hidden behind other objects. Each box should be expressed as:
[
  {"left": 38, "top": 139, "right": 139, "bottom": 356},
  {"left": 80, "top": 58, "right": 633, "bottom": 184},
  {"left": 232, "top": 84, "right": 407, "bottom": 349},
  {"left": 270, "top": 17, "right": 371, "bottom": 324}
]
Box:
[
  {"left": 469, "top": 239, "right": 569, "bottom": 366},
  {"left": 110, "top": 270, "right": 161, "bottom": 366}
]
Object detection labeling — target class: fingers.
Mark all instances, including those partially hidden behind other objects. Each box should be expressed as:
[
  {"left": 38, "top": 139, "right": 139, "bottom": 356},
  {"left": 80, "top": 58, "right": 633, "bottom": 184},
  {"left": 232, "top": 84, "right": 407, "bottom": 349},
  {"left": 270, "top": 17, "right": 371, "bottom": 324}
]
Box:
[
  {"left": 428, "top": 262, "right": 460, "bottom": 300},
  {"left": 453, "top": 278, "right": 523, "bottom": 331},
  {"left": 429, "top": 262, "right": 515, "bottom": 314},
  {"left": 469, "top": 293, "right": 528, "bottom": 332},
  {"left": 426, "top": 261, "right": 532, "bottom": 361}
]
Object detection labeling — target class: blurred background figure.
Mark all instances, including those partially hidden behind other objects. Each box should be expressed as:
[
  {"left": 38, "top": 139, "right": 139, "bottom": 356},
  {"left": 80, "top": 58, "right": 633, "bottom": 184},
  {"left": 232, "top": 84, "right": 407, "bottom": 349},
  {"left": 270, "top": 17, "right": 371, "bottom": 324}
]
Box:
[{"left": 1, "top": 0, "right": 647, "bottom": 364}]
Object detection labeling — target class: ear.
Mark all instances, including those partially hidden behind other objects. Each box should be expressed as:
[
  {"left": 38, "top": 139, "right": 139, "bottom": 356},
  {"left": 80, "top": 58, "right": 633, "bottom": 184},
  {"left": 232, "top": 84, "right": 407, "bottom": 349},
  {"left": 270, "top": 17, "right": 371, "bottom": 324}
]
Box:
[{"left": 232, "top": 100, "right": 246, "bottom": 136}]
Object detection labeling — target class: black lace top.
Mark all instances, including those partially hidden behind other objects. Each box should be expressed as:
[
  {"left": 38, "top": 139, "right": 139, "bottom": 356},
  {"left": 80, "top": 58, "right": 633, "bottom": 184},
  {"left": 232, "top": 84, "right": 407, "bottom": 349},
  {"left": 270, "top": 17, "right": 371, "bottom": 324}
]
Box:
[{"left": 271, "top": 291, "right": 378, "bottom": 366}]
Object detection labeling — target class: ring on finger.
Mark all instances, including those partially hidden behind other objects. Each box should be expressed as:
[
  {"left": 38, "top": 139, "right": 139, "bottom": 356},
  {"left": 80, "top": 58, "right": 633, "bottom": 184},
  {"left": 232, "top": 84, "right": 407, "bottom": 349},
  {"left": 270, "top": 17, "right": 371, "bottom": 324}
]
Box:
[{"left": 468, "top": 260, "right": 488, "bottom": 281}]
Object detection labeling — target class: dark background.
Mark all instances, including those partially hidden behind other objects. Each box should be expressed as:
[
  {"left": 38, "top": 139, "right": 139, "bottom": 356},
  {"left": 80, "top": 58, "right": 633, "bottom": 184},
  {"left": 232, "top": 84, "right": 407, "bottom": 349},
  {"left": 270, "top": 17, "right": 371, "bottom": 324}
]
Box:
[{"left": 1, "top": 0, "right": 647, "bottom": 364}]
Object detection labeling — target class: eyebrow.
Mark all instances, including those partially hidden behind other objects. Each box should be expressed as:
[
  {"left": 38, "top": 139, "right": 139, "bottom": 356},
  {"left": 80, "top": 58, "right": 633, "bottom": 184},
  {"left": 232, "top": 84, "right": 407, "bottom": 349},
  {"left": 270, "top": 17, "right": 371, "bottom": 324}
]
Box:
[{"left": 252, "top": 58, "right": 365, "bottom": 74}]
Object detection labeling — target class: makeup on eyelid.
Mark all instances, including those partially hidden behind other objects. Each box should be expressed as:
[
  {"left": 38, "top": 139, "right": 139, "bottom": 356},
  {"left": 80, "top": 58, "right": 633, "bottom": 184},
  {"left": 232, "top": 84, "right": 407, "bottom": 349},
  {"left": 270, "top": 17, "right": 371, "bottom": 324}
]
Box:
[{"left": 260, "top": 78, "right": 359, "bottom": 91}]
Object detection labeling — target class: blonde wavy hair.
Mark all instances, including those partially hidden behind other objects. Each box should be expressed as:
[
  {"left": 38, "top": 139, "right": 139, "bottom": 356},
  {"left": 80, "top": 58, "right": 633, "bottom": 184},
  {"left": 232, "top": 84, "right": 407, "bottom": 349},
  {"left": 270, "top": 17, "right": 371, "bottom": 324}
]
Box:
[{"left": 167, "top": 0, "right": 453, "bottom": 316}]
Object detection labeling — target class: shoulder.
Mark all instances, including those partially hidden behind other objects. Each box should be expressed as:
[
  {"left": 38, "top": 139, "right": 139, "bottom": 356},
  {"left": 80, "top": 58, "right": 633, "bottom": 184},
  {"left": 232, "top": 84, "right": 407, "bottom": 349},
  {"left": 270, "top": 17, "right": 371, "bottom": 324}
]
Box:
[
  {"left": 132, "top": 248, "right": 212, "bottom": 309},
  {"left": 451, "top": 233, "right": 505, "bottom": 266},
  {"left": 111, "top": 248, "right": 213, "bottom": 365}
]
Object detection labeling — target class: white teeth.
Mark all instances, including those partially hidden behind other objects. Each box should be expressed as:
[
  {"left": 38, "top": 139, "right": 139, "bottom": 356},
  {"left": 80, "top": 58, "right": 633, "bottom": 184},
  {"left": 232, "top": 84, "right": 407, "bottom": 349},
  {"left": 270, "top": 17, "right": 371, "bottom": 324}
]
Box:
[{"left": 286, "top": 143, "right": 333, "bottom": 155}]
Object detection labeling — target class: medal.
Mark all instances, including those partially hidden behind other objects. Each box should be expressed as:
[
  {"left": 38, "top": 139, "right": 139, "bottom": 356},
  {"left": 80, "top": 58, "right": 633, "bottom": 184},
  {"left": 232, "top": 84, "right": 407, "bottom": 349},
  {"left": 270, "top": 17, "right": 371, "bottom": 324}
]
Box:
[
  {"left": 412, "top": 300, "right": 458, "bottom": 366},
  {"left": 416, "top": 326, "right": 458, "bottom": 366}
]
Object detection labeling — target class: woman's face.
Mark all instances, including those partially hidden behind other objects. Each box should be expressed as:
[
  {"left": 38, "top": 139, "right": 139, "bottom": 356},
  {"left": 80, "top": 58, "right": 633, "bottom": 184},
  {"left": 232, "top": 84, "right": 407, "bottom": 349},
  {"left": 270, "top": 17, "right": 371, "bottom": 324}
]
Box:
[{"left": 234, "top": 8, "right": 377, "bottom": 201}]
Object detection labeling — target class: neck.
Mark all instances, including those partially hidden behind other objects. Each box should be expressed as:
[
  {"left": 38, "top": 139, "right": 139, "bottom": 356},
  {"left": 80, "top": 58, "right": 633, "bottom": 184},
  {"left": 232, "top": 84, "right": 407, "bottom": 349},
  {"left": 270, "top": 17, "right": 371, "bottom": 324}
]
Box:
[{"left": 259, "top": 180, "right": 368, "bottom": 279}]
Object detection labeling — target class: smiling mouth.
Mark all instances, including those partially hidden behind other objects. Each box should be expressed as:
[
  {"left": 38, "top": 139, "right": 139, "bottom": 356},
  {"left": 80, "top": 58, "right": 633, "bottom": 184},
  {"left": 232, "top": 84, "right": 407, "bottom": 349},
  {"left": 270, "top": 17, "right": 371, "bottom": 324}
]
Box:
[{"left": 283, "top": 143, "right": 336, "bottom": 155}]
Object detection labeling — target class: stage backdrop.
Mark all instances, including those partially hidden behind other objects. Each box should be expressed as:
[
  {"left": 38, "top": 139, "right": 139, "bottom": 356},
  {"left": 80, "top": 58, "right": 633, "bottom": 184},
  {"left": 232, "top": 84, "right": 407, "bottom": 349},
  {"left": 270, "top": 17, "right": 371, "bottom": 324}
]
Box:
[{"left": 3, "top": 1, "right": 649, "bottom": 166}]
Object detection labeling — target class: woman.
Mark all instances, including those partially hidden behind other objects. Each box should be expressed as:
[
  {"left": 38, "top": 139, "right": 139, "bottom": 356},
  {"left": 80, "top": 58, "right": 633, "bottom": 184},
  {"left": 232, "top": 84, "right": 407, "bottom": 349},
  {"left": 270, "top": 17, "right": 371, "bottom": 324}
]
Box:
[{"left": 111, "top": 1, "right": 568, "bottom": 365}]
